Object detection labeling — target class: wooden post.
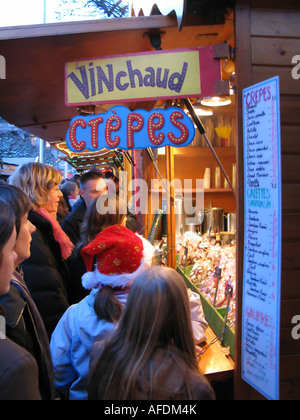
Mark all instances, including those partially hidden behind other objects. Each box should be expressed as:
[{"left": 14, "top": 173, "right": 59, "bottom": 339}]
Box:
[{"left": 165, "top": 146, "right": 176, "bottom": 269}]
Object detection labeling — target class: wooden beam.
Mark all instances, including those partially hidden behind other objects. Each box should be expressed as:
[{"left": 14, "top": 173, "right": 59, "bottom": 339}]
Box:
[
  {"left": 165, "top": 146, "right": 176, "bottom": 269},
  {"left": 234, "top": 0, "right": 253, "bottom": 401}
]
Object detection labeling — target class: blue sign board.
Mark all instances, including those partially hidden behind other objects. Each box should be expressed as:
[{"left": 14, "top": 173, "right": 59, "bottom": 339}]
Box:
[{"left": 66, "top": 105, "right": 195, "bottom": 152}]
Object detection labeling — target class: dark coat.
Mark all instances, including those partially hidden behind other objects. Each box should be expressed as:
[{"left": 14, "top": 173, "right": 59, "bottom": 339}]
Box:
[
  {"left": 0, "top": 304, "right": 41, "bottom": 400},
  {"left": 21, "top": 211, "right": 71, "bottom": 338},
  {"left": 0, "top": 336, "right": 41, "bottom": 400},
  {"left": 61, "top": 198, "right": 86, "bottom": 246},
  {"left": 0, "top": 270, "right": 55, "bottom": 400}
]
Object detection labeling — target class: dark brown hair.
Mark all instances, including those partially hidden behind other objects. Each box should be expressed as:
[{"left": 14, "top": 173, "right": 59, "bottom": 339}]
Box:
[
  {"left": 74, "top": 194, "right": 126, "bottom": 257},
  {"left": 0, "top": 201, "right": 15, "bottom": 265},
  {"left": 89, "top": 266, "right": 200, "bottom": 400},
  {"left": 0, "top": 184, "right": 31, "bottom": 237}
]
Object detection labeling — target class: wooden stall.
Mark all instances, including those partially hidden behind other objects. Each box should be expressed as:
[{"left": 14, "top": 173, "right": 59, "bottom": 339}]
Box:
[
  {"left": 235, "top": 0, "right": 300, "bottom": 400},
  {"left": 0, "top": 1, "right": 299, "bottom": 400}
]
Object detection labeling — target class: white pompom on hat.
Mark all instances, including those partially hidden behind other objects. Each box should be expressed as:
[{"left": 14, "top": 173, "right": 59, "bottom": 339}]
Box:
[{"left": 81, "top": 225, "right": 155, "bottom": 290}]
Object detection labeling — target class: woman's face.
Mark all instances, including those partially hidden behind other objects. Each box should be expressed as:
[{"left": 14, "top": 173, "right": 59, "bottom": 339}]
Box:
[
  {"left": 0, "top": 227, "right": 18, "bottom": 295},
  {"left": 14, "top": 214, "right": 36, "bottom": 266},
  {"left": 42, "top": 185, "right": 63, "bottom": 217}
]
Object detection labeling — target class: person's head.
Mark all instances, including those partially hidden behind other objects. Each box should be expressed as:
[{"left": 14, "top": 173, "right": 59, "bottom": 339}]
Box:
[
  {"left": 9, "top": 162, "right": 63, "bottom": 217},
  {"left": 0, "top": 184, "right": 36, "bottom": 266},
  {"left": 74, "top": 194, "right": 127, "bottom": 256},
  {"left": 0, "top": 201, "right": 18, "bottom": 294},
  {"left": 79, "top": 170, "right": 107, "bottom": 207},
  {"left": 119, "top": 266, "right": 196, "bottom": 355},
  {"left": 71, "top": 174, "right": 81, "bottom": 187},
  {"left": 61, "top": 181, "right": 79, "bottom": 198},
  {"left": 81, "top": 224, "right": 155, "bottom": 323},
  {"left": 89, "top": 266, "right": 198, "bottom": 400}
]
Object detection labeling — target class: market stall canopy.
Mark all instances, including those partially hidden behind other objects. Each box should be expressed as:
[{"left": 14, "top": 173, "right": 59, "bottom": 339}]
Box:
[
  {"left": 0, "top": 12, "right": 234, "bottom": 163},
  {"left": 54, "top": 142, "right": 124, "bottom": 171}
]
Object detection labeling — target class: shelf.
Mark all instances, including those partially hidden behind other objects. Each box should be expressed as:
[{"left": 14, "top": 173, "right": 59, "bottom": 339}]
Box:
[
  {"left": 204, "top": 189, "right": 235, "bottom": 194},
  {"left": 171, "top": 146, "right": 236, "bottom": 157},
  {"left": 150, "top": 188, "right": 235, "bottom": 194}
]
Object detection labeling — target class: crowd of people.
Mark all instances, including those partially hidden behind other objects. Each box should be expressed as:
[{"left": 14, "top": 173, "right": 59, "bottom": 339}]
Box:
[{"left": 0, "top": 162, "right": 215, "bottom": 400}]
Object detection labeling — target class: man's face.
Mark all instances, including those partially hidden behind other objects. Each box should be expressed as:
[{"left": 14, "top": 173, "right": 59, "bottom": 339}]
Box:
[{"left": 80, "top": 178, "right": 107, "bottom": 207}]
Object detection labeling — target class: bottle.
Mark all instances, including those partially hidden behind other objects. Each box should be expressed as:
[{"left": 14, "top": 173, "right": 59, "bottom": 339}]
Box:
[
  {"left": 204, "top": 168, "right": 211, "bottom": 189},
  {"left": 215, "top": 167, "right": 221, "bottom": 188},
  {"left": 232, "top": 164, "right": 236, "bottom": 190}
]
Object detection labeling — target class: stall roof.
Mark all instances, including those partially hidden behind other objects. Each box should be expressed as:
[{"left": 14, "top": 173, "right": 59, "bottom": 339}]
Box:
[{"left": 0, "top": 13, "right": 234, "bottom": 168}]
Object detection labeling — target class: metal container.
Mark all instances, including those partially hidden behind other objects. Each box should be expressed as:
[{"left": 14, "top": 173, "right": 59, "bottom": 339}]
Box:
[
  {"left": 226, "top": 212, "right": 236, "bottom": 233},
  {"left": 203, "top": 207, "right": 224, "bottom": 234},
  {"left": 174, "top": 194, "right": 196, "bottom": 236}
]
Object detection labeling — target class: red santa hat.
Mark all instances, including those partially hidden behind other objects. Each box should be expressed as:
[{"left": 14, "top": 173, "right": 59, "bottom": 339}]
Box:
[{"left": 81, "top": 224, "right": 155, "bottom": 290}]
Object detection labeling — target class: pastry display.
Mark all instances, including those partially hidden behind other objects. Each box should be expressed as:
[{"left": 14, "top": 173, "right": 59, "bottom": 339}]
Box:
[{"left": 177, "top": 232, "right": 236, "bottom": 324}]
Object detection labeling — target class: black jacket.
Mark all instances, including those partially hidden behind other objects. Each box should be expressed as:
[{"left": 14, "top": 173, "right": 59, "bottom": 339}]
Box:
[
  {"left": 21, "top": 210, "right": 71, "bottom": 338},
  {"left": 0, "top": 271, "right": 55, "bottom": 400},
  {"left": 0, "top": 335, "right": 41, "bottom": 400},
  {"left": 61, "top": 198, "right": 86, "bottom": 246}
]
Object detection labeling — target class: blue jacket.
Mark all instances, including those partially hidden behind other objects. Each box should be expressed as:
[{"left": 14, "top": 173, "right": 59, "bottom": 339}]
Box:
[
  {"left": 50, "top": 288, "right": 207, "bottom": 400},
  {"left": 50, "top": 289, "right": 128, "bottom": 400}
]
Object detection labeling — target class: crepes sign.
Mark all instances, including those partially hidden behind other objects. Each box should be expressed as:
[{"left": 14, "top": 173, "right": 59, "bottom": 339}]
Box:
[
  {"left": 66, "top": 105, "right": 195, "bottom": 152},
  {"left": 65, "top": 47, "right": 220, "bottom": 106}
]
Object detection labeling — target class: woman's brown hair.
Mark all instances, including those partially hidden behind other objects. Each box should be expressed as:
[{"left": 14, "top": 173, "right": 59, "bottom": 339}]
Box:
[
  {"left": 76, "top": 194, "right": 127, "bottom": 323},
  {"left": 89, "top": 266, "right": 200, "bottom": 400},
  {"left": 0, "top": 201, "right": 15, "bottom": 266},
  {"left": 74, "top": 194, "right": 126, "bottom": 258}
]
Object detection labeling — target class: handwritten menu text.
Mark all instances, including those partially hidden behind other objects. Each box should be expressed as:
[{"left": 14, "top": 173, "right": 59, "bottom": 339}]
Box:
[{"left": 242, "top": 77, "right": 282, "bottom": 400}]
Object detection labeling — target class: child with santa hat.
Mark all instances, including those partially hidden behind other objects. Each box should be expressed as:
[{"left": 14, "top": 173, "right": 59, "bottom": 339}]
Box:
[
  {"left": 50, "top": 224, "right": 208, "bottom": 400},
  {"left": 50, "top": 224, "right": 155, "bottom": 400}
]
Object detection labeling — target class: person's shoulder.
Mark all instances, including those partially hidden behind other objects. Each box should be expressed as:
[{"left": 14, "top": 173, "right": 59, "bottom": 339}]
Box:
[
  {"left": 0, "top": 338, "right": 41, "bottom": 400},
  {"left": 0, "top": 337, "right": 37, "bottom": 373},
  {"left": 62, "top": 199, "right": 86, "bottom": 224},
  {"left": 189, "top": 368, "right": 215, "bottom": 400}
]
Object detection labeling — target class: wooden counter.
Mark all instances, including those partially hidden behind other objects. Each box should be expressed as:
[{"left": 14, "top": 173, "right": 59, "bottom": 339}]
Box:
[{"left": 198, "top": 327, "right": 234, "bottom": 383}]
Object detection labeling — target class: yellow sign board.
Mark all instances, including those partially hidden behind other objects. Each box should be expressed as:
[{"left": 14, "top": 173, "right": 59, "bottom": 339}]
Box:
[{"left": 65, "top": 48, "right": 220, "bottom": 106}]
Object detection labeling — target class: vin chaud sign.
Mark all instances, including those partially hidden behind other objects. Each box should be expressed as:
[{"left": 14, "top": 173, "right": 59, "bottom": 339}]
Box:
[{"left": 65, "top": 47, "right": 220, "bottom": 106}]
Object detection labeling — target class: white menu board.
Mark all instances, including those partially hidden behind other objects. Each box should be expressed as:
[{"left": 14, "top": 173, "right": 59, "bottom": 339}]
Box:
[{"left": 242, "top": 76, "right": 282, "bottom": 400}]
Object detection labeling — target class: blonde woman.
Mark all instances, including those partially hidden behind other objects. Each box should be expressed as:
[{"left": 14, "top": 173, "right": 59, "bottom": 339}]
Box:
[{"left": 9, "top": 163, "right": 74, "bottom": 337}]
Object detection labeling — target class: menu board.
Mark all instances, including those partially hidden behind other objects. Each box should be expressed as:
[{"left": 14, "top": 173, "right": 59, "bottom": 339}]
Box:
[{"left": 242, "top": 76, "right": 282, "bottom": 400}]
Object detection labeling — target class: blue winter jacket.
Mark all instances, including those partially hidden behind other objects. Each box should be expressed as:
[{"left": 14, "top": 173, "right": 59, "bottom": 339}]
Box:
[{"left": 50, "top": 289, "right": 128, "bottom": 400}]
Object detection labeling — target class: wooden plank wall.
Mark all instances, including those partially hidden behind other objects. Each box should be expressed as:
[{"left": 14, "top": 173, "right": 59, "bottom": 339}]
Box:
[{"left": 235, "top": 1, "right": 300, "bottom": 400}]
